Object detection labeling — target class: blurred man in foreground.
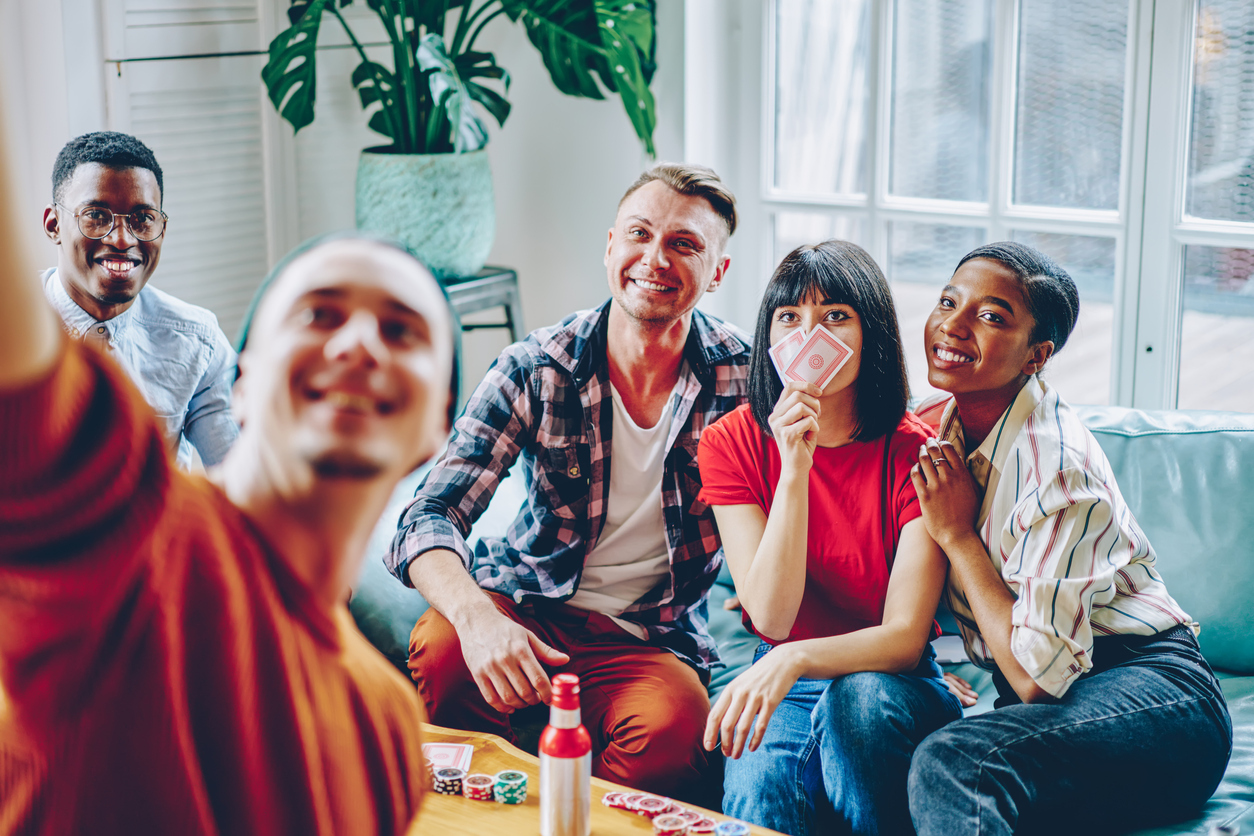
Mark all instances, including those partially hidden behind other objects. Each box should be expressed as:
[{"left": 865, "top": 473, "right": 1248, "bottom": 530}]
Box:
[{"left": 0, "top": 95, "right": 457, "bottom": 832}]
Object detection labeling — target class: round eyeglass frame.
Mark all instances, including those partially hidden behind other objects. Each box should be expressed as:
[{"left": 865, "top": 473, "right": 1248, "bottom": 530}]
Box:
[{"left": 55, "top": 202, "right": 168, "bottom": 242}]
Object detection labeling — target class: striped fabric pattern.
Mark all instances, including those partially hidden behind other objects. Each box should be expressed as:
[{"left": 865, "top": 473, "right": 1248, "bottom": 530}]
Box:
[
  {"left": 386, "top": 301, "right": 751, "bottom": 670},
  {"left": 935, "top": 376, "right": 1193, "bottom": 697}
]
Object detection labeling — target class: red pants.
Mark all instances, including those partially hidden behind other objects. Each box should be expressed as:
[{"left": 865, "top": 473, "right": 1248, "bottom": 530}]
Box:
[{"left": 408, "top": 593, "right": 710, "bottom": 797}]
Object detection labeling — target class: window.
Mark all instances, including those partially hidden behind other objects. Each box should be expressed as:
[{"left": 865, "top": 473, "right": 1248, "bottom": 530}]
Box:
[{"left": 698, "top": 0, "right": 1254, "bottom": 411}]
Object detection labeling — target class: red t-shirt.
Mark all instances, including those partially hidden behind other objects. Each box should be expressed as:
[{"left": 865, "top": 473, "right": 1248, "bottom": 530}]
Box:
[{"left": 697, "top": 404, "right": 933, "bottom": 644}]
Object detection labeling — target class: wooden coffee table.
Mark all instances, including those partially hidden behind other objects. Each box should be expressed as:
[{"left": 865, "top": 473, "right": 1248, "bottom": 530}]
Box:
[{"left": 408, "top": 724, "right": 783, "bottom": 835}]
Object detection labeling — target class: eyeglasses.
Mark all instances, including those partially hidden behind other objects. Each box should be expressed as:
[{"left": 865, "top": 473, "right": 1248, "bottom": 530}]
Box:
[{"left": 55, "top": 202, "right": 168, "bottom": 242}]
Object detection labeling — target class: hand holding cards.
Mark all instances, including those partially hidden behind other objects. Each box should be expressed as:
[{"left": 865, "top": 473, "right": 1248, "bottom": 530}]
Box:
[{"left": 768, "top": 327, "right": 854, "bottom": 390}]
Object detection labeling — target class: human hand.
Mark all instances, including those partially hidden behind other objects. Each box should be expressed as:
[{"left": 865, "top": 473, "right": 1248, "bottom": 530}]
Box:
[
  {"left": 703, "top": 645, "right": 800, "bottom": 759},
  {"left": 943, "top": 672, "right": 979, "bottom": 707},
  {"left": 458, "top": 610, "right": 571, "bottom": 714},
  {"left": 723, "top": 595, "right": 742, "bottom": 611},
  {"left": 911, "top": 439, "right": 981, "bottom": 551},
  {"left": 767, "top": 381, "right": 822, "bottom": 475}
]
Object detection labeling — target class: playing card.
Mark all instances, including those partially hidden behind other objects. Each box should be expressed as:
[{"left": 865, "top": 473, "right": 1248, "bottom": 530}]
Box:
[
  {"left": 422, "top": 742, "right": 474, "bottom": 773},
  {"left": 768, "top": 328, "right": 808, "bottom": 384},
  {"left": 783, "top": 327, "right": 853, "bottom": 390}
]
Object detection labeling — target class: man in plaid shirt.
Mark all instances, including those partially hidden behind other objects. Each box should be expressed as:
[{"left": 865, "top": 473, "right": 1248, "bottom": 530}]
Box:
[{"left": 386, "top": 164, "right": 750, "bottom": 796}]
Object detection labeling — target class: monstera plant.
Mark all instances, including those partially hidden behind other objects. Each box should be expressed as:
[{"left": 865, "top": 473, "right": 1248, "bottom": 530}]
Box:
[{"left": 261, "top": 0, "right": 658, "bottom": 277}]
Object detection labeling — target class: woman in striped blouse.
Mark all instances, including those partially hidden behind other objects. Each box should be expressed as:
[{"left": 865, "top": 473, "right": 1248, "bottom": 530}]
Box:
[{"left": 906, "top": 242, "right": 1232, "bottom": 835}]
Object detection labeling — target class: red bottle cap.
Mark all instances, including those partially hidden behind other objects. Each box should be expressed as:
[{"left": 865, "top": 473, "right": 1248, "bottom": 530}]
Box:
[{"left": 550, "top": 673, "right": 582, "bottom": 709}]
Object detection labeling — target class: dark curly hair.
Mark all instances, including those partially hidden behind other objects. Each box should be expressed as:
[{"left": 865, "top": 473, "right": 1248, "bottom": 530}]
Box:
[
  {"left": 955, "top": 242, "right": 1080, "bottom": 355},
  {"left": 52, "top": 132, "right": 164, "bottom": 205},
  {"left": 748, "top": 240, "right": 910, "bottom": 441}
]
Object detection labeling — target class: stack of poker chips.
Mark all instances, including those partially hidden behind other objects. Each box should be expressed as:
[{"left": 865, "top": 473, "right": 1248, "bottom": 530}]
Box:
[
  {"left": 493, "top": 770, "right": 529, "bottom": 805},
  {"left": 600, "top": 792, "right": 734, "bottom": 834},
  {"left": 432, "top": 767, "right": 465, "bottom": 796},
  {"left": 463, "top": 773, "right": 496, "bottom": 801}
]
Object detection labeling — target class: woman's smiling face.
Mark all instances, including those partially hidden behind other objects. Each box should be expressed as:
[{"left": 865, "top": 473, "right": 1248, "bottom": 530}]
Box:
[{"left": 924, "top": 258, "right": 1052, "bottom": 401}]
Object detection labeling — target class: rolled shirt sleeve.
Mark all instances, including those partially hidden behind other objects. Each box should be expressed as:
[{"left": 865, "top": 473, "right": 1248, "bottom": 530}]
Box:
[
  {"left": 183, "top": 328, "right": 239, "bottom": 466},
  {"left": 1001, "top": 467, "right": 1138, "bottom": 697}
]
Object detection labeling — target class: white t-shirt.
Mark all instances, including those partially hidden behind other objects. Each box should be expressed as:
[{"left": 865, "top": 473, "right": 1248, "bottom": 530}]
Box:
[{"left": 565, "top": 365, "right": 688, "bottom": 638}]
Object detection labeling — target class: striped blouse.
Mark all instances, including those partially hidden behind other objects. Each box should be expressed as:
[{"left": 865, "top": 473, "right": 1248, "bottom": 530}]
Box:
[{"left": 934, "top": 376, "right": 1194, "bottom": 698}]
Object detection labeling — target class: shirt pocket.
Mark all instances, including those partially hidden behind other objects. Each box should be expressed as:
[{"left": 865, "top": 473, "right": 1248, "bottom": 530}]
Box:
[{"left": 534, "top": 445, "right": 589, "bottom": 520}]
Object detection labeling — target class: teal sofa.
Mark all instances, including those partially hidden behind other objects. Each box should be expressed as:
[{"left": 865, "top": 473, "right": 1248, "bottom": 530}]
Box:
[{"left": 350, "top": 405, "right": 1254, "bottom": 834}]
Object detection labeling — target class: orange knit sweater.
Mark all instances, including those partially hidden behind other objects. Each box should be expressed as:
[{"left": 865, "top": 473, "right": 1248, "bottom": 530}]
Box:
[{"left": 0, "top": 343, "right": 427, "bottom": 835}]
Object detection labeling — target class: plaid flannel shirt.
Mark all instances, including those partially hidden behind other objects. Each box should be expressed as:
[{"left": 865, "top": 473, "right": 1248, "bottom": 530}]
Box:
[{"left": 386, "top": 300, "right": 751, "bottom": 670}]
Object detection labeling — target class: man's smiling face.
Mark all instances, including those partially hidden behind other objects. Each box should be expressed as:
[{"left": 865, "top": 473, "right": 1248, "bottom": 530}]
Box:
[
  {"left": 604, "top": 180, "right": 730, "bottom": 326},
  {"left": 44, "top": 162, "right": 163, "bottom": 322}
]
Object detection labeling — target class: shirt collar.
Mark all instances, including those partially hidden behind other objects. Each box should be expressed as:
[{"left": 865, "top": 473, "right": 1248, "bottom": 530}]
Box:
[
  {"left": 937, "top": 375, "right": 1047, "bottom": 479},
  {"left": 43, "top": 267, "right": 138, "bottom": 342}
]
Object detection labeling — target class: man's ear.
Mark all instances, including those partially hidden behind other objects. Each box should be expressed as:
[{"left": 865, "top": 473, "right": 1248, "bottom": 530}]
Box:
[
  {"left": 603, "top": 228, "right": 614, "bottom": 266},
  {"left": 231, "top": 360, "right": 247, "bottom": 427},
  {"left": 1023, "top": 340, "right": 1055, "bottom": 376},
  {"left": 43, "top": 205, "right": 61, "bottom": 243},
  {"left": 708, "top": 254, "right": 731, "bottom": 293}
]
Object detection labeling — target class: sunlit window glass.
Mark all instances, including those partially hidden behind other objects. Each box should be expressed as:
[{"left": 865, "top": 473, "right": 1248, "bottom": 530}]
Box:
[
  {"left": 889, "top": 0, "right": 992, "bottom": 202},
  {"left": 773, "top": 0, "right": 871, "bottom": 196},
  {"left": 1012, "top": 0, "right": 1128, "bottom": 210}
]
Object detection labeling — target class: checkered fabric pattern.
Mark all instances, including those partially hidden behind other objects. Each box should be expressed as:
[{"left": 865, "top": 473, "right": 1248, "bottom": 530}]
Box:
[{"left": 386, "top": 300, "right": 751, "bottom": 670}]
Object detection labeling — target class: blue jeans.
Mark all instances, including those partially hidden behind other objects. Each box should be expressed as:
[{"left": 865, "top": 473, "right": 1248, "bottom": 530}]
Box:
[
  {"left": 723, "top": 643, "right": 963, "bottom": 836},
  {"left": 908, "top": 626, "right": 1233, "bottom": 835}
]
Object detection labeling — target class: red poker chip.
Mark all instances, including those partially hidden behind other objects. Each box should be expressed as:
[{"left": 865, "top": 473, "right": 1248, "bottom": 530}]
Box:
[
  {"left": 687, "top": 817, "right": 718, "bottom": 834},
  {"left": 674, "top": 810, "right": 704, "bottom": 825},
  {"left": 620, "top": 793, "right": 649, "bottom": 810},
  {"left": 462, "top": 773, "right": 495, "bottom": 801},
  {"left": 653, "top": 814, "right": 689, "bottom": 835},
  {"left": 634, "top": 796, "right": 672, "bottom": 818},
  {"left": 601, "top": 791, "right": 627, "bottom": 808}
]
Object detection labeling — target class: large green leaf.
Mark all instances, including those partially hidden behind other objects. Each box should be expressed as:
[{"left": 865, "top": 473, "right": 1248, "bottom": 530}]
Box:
[
  {"left": 500, "top": 0, "right": 657, "bottom": 155},
  {"left": 457, "top": 51, "right": 512, "bottom": 128},
  {"left": 417, "top": 32, "right": 489, "bottom": 153},
  {"left": 350, "top": 59, "right": 402, "bottom": 143},
  {"left": 263, "top": 0, "right": 334, "bottom": 133}
]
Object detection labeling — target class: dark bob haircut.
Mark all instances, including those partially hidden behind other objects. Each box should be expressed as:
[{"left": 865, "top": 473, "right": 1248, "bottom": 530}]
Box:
[
  {"left": 749, "top": 240, "right": 910, "bottom": 441},
  {"left": 52, "top": 132, "right": 164, "bottom": 205},
  {"left": 955, "top": 242, "right": 1080, "bottom": 356}
]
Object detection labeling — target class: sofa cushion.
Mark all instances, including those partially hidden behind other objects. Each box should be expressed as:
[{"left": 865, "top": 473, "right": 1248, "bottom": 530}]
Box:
[{"left": 1076, "top": 406, "right": 1254, "bottom": 675}]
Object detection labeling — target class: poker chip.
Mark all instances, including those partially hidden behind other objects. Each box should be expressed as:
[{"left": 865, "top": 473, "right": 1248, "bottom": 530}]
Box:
[
  {"left": 659, "top": 802, "right": 683, "bottom": 816},
  {"left": 463, "top": 773, "right": 495, "bottom": 801},
  {"left": 619, "top": 793, "right": 649, "bottom": 811},
  {"left": 493, "top": 770, "right": 528, "bottom": 805},
  {"left": 686, "top": 818, "right": 718, "bottom": 834},
  {"left": 653, "top": 814, "right": 690, "bottom": 834},
  {"left": 674, "top": 810, "right": 705, "bottom": 825},
  {"left": 601, "top": 791, "right": 627, "bottom": 808},
  {"left": 713, "top": 822, "right": 751, "bottom": 836},
  {"left": 633, "top": 795, "right": 672, "bottom": 818},
  {"left": 432, "top": 767, "right": 465, "bottom": 796}
]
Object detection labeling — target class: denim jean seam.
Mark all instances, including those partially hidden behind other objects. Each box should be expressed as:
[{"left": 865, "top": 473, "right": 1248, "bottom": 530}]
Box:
[
  {"left": 795, "top": 733, "right": 818, "bottom": 836},
  {"left": 969, "top": 691, "right": 1222, "bottom": 834}
]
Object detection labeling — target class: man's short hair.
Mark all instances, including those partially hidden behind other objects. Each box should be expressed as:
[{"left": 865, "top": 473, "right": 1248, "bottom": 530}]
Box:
[
  {"left": 618, "top": 163, "right": 738, "bottom": 240},
  {"left": 52, "top": 132, "right": 164, "bottom": 205}
]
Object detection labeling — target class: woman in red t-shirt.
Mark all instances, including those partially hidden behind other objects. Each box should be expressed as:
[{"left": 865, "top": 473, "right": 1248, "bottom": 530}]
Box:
[{"left": 698, "top": 240, "right": 962, "bottom": 836}]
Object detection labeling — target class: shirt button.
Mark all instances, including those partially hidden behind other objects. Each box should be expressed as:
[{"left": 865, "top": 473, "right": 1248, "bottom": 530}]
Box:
[
  {"left": 96, "top": 326, "right": 107, "bottom": 334},
  {"left": 567, "top": 465, "right": 580, "bottom": 478}
]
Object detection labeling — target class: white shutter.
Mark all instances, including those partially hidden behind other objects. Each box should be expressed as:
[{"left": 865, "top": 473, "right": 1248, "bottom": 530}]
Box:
[{"left": 105, "top": 53, "right": 271, "bottom": 340}]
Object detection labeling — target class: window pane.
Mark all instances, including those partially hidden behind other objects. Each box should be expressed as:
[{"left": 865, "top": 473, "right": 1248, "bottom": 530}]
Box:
[
  {"left": 1012, "top": 0, "right": 1128, "bottom": 210},
  {"left": 1185, "top": 0, "right": 1254, "bottom": 223},
  {"left": 1178, "top": 245, "right": 1254, "bottom": 410},
  {"left": 886, "top": 222, "right": 987, "bottom": 401},
  {"left": 773, "top": 0, "right": 871, "bottom": 196},
  {"left": 772, "top": 211, "right": 869, "bottom": 268},
  {"left": 1011, "top": 231, "right": 1115, "bottom": 405},
  {"left": 889, "top": 0, "right": 992, "bottom": 202}
]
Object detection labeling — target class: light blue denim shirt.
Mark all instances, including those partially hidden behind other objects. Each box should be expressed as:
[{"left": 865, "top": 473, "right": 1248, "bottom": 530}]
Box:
[{"left": 42, "top": 268, "right": 239, "bottom": 468}]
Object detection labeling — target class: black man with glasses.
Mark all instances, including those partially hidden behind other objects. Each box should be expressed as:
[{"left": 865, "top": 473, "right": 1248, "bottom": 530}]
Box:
[{"left": 41, "top": 131, "right": 238, "bottom": 467}]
